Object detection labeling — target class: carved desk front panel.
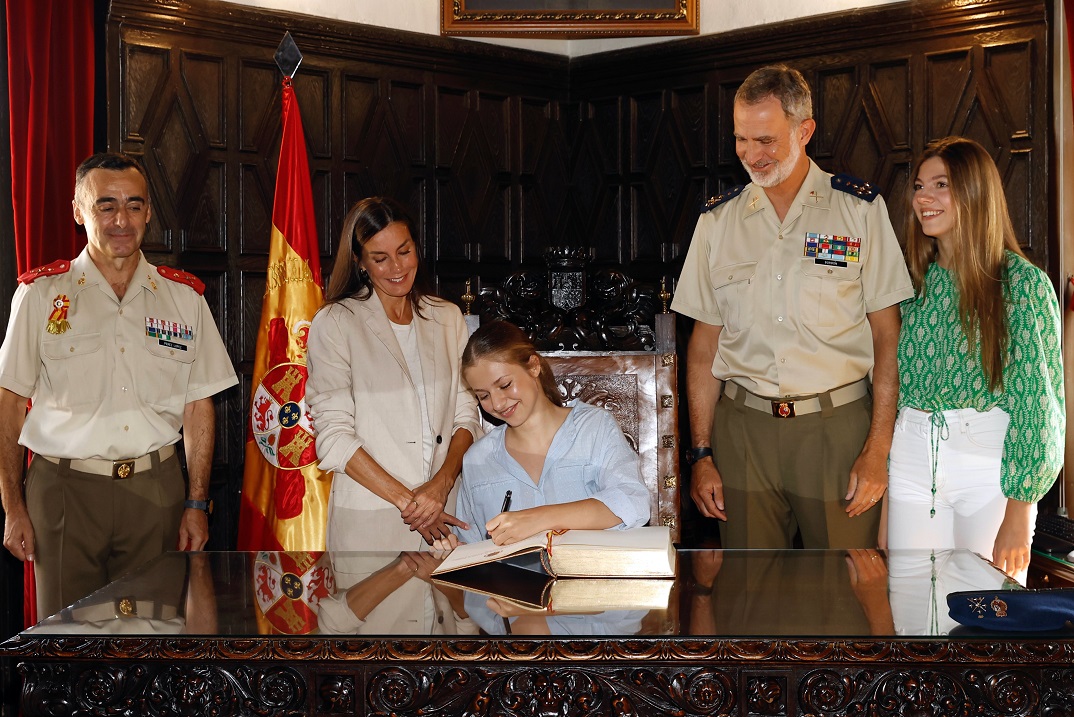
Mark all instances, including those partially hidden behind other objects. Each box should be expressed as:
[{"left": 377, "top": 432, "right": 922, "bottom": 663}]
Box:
[{"left": 3, "top": 550, "right": 1073, "bottom": 716}]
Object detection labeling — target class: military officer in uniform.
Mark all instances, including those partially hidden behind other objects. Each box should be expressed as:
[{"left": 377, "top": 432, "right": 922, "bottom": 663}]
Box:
[
  {"left": 672, "top": 65, "right": 913, "bottom": 549},
  {"left": 0, "top": 152, "right": 238, "bottom": 618}
]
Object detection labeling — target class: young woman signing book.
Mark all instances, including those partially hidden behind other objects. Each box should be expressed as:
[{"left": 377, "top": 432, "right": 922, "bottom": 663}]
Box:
[{"left": 433, "top": 320, "right": 651, "bottom": 550}]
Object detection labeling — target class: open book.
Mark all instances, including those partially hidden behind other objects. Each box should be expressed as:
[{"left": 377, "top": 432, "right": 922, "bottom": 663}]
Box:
[
  {"left": 431, "top": 525, "right": 675, "bottom": 578},
  {"left": 433, "top": 561, "right": 674, "bottom": 614}
]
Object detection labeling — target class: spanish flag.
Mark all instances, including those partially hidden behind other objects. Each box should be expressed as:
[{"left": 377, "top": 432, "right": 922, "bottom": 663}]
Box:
[{"left": 237, "top": 77, "right": 329, "bottom": 552}]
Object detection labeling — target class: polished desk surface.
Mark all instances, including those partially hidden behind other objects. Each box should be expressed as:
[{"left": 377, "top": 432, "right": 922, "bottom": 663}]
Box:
[{"left": 10, "top": 547, "right": 1049, "bottom": 642}]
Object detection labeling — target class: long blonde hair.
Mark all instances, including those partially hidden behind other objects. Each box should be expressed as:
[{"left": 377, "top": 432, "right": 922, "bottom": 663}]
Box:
[
  {"left": 462, "top": 320, "right": 564, "bottom": 407},
  {"left": 905, "top": 136, "right": 1025, "bottom": 391}
]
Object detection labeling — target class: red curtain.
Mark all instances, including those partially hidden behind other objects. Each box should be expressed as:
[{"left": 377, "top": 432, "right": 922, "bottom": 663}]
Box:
[
  {"left": 7, "top": 0, "right": 94, "bottom": 273},
  {"left": 6, "top": 0, "right": 96, "bottom": 628}
]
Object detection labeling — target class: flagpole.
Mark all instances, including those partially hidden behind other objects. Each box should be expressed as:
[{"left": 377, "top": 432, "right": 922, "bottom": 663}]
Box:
[{"left": 237, "top": 33, "right": 331, "bottom": 562}]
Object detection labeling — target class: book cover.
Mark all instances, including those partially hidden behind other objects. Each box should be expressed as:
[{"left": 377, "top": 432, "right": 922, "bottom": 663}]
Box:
[
  {"left": 431, "top": 525, "right": 675, "bottom": 578},
  {"left": 432, "top": 561, "right": 675, "bottom": 614}
]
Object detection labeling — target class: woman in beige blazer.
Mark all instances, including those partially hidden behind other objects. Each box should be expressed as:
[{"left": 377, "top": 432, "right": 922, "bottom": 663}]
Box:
[{"left": 306, "top": 197, "right": 481, "bottom": 551}]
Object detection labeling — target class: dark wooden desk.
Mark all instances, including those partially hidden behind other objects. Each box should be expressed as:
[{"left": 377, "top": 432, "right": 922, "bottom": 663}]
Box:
[
  {"left": 1030, "top": 550, "right": 1074, "bottom": 588},
  {"left": 2, "top": 549, "right": 1073, "bottom": 716}
]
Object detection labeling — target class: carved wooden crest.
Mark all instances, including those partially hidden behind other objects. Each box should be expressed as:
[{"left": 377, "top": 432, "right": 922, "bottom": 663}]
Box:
[{"left": 475, "top": 247, "right": 658, "bottom": 351}]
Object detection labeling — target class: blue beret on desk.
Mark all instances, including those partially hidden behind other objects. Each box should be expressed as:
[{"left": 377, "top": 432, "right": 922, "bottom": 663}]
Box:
[{"left": 947, "top": 588, "right": 1074, "bottom": 632}]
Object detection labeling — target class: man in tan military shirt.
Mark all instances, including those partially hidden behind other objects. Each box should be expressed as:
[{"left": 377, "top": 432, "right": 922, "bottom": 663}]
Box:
[
  {"left": 672, "top": 65, "right": 913, "bottom": 549},
  {"left": 0, "top": 152, "right": 238, "bottom": 618}
]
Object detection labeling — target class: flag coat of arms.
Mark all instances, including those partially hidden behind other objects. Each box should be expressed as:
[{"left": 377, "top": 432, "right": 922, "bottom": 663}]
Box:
[
  {"left": 238, "top": 77, "right": 330, "bottom": 551},
  {"left": 254, "top": 551, "right": 334, "bottom": 634}
]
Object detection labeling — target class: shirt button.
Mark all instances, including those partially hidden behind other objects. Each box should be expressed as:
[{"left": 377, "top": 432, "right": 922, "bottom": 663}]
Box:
[
  {"left": 827, "top": 269, "right": 833, "bottom": 274},
  {"left": 776, "top": 274, "right": 782, "bottom": 280},
  {"left": 781, "top": 358, "right": 786, "bottom": 363},
  {"left": 120, "top": 347, "right": 125, "bottom": 353},
  {"left": 124, "top": 425, "right": 129, "bottom": 431},
  {"left": 777, "top": 316, "right": 784, "bottom": 322},
  {"left": 118, "top": 309, "right": 123, "bottom": 316},
  {"left": 728, "top": 274, "right": 734, "bottom": 280},
  {"left": 69, "top": 346, "right": 74, "bottom": 352},
  {"left": 778, "top": 234, "right": 784, "bottom": 241}
]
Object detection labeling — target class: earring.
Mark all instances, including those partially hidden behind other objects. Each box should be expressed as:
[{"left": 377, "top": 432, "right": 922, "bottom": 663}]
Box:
[{"left": 356, "top": 265, "right": 369, "bottom": 283}]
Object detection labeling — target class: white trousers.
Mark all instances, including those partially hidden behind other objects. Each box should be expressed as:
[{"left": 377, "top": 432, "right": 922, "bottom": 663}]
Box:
[
  {"left": 886, "top": 549, "right": 1010, "bottom": 636},
  {"left": 887, "top": 406, "right": 1034, "bottom": 577}
]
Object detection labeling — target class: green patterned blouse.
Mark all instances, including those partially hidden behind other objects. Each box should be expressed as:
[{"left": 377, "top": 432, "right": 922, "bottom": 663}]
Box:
[{"left": 897, "top": 252, "right": 1065, "bottom": 503}]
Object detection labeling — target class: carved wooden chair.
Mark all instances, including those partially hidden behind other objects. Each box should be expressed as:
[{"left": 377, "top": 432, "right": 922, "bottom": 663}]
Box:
[{"left": 468, "top": 249, "right": 682, "bottom": 542}]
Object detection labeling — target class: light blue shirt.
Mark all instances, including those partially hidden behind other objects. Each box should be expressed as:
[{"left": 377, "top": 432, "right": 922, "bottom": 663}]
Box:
[
  {"left": 454, "top": 401, "right": 651, "bottom": 544},
  {"left": 463, "top": 592, "right": 646, "bottom": 636}
]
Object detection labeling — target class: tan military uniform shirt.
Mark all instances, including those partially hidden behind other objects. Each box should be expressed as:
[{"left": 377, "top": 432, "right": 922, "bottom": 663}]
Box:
[
  {"left": 0, "top": 248, "right": 238, "bottom": 460},
  {"left": 673, "top": 160, "right": 913, "bottom": 397}
]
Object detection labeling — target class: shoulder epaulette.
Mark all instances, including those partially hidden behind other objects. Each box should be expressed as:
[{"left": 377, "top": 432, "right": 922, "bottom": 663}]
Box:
[
  {"left": 18, "top": 260, "right": 71, "bottom": 284},
  {"left": 831, "top": 173, "right": 879, "bottom": 202},
  {"left": 700, "top": 185, "right": 746, "bottom": 213},
  {"left": 157, "top": 266, "right": 205, "bottom": 295}
]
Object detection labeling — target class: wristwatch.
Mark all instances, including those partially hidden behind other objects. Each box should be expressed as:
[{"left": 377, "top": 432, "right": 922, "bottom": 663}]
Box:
[
  {"left": 184, "top": 499, "right": 212, "bottom": 515},
  {"left": 685, "top": 446, "right": 714, "bottom": 466}
]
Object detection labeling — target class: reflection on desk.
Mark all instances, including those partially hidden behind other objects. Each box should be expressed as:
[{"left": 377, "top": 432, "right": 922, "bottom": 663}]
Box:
[
  {"left": 689, "top": 548, "right": 1015, "bottom": 638},
  {"left": 463, "top": 591, "right": 650, "bottom": 636},
  {"left": 8, "top": 548, "right": 1074, "bottom": 717},
  {"left": 18, "top": 548, "right": 1022, "bottom": 639}
]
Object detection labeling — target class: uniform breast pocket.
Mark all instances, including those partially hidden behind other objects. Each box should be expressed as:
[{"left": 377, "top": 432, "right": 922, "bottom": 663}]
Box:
[
  {"left": 709, "top": 262, "right": 757, "bottom": 334},
  {"left": 41, "top": 333, "right": 105, "bottom": 406},
  {"left": 799, "top": 260, "right": 864, "bottom": 327},
  {"left": 141, "top": 337, "right": 195, "bottom": 409}
]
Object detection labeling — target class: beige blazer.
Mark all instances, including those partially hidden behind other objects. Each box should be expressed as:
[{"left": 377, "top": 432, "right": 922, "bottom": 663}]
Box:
[{"left": 306, "top": 291, "right": 481, "bottom": 515}]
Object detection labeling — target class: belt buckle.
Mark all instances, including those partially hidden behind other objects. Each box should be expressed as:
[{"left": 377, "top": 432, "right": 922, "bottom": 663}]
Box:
[
  {"left": 115, "top": 596, "right": 137, "bottom": 617},
  {"left": 112, "top": 460, "right": 136, "bottom": 479},
  {"left": 771, "top": 400, "right": 795, "bottom": 418}
]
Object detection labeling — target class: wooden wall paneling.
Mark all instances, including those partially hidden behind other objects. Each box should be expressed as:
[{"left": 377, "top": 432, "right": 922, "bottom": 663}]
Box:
[
  {"left": 569, "top": 0, "right": 1050, "bottom": 282},
  {"left": 569, "top": 97, "right": 623, "bottom": 263},
  {"left": 565, "top": 0, "right": 1051, "bottom": 535},
  {"left": 102, "top": 0, "right": 1051, "bottom": 550},
  {"left": 107, "top": 0, "right": 573, "bottom": 547},
  {"left": 518, "top": 97, "right": 572, "bottom": 262}
]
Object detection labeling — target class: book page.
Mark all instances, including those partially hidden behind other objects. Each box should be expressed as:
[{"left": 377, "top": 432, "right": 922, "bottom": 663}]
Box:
[
  {"left": 431, "top": 531, "right": 549, "bottom": 575},
  {"left": 548, "top": 526, "right": 670, "bottom": 550}
]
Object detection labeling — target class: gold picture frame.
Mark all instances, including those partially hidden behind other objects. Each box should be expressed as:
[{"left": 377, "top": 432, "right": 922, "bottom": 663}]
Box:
[{"left": 441, "top": 0, "right": 699, "bottom": 38}]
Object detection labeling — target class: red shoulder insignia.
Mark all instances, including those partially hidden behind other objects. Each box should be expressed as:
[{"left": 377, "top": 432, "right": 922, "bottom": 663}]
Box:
[
  {"left": 18, "top": 260, "right": 71, "bottom": 284},
  {"left": 157, "top": 266, "right": 206, "bottom": 295}
]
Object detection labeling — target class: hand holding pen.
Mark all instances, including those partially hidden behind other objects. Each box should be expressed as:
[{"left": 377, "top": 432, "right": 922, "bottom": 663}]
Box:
[{"left": 486, "top": 490, "right": 512, "bottom": 540}]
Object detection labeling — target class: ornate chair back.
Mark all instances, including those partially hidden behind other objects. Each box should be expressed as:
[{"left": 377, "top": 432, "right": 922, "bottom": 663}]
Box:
[
  {"left": 469, "top": 252, "right": 681, "bottom": 542},
  {"left": 541, "top": 313, "right": 680, "bottom": 542}
]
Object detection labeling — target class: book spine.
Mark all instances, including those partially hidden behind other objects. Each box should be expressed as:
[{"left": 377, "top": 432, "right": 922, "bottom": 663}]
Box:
[{"left": 539, "top": 549, "right": 558, "bottom": 578}]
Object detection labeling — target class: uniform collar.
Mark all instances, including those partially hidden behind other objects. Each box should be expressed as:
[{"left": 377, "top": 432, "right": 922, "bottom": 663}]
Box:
[
  {"left": 68, "top": 248, "right": 102, "bottom": 297},
  {"left": 742, "top": 158, "right": 830, "bottom": 221},
  {"left": 797, "top": 159, "right": 832, "bottom": 211},
  {"left": 70, "top": 248, "right": 157, "bottom": 300},
  {"left": 132, "top": 253, "right": 161, "bottom": 295}
]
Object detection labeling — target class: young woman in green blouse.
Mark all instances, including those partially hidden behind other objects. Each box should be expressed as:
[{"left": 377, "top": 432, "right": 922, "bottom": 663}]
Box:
[{"left": 886, "top": 136, "right": 1064, "bottom": 580}]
